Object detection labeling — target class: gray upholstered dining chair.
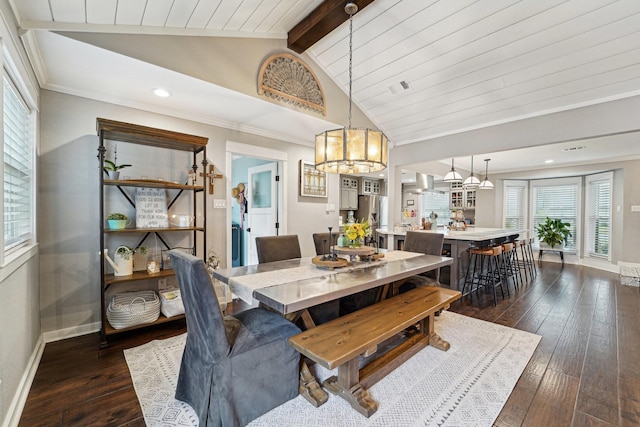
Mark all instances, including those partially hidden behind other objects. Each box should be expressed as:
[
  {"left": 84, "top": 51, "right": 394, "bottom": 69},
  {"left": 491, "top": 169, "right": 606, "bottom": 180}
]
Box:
[
  {"left": 255, "top": 234, "right": 301, "bottom": 263},
  {"left": 402, "top": 231, "right": 445, "bottom": 288},
  {"left": 168, "top": 249, "right": 301, "bottom": 427},
  {"left": 312, "top": 232, "right": 339, "bottom": 256},
  {"left": 255, "top": 234, "right": 339, "bottom": 325}
]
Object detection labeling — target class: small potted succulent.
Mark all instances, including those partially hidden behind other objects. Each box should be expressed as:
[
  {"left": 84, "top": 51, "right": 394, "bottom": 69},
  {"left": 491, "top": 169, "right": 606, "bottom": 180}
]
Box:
[{"left": 107, "top": 213, "right": 130, "bottom": 230}]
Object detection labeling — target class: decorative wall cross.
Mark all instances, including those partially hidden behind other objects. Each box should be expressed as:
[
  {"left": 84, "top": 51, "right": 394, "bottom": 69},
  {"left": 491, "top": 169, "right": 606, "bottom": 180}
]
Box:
[{"left": 200, "top": 165, "right": 223, "bottom": 194}]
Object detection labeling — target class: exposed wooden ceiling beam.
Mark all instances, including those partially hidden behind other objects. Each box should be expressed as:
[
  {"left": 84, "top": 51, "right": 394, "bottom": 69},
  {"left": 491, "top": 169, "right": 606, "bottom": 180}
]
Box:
[{"left": 288, "top": 0, "right": 375, "bottom": 54}]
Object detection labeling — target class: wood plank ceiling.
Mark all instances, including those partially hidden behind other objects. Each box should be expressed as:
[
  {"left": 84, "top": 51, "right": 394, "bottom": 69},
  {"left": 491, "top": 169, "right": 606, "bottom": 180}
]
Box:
[{"left": 13, "top": 0, "right": 640, "bottom": 154}]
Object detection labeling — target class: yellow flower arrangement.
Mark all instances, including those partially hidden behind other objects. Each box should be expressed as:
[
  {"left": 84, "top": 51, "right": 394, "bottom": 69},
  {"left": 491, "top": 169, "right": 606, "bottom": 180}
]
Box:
[{"left": 344, "top": 219, "right": 371, "bottom": 246}]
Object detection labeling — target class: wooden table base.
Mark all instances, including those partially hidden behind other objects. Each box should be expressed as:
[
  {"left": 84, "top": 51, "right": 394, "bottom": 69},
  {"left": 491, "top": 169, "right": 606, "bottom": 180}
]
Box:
[{"left": 299, "top": 360, "right": 329, "bottom": 407}]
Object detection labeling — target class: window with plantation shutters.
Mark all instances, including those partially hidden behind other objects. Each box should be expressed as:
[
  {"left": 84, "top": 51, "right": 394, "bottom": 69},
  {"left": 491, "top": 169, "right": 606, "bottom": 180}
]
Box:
[
  {"left": 585, "top": 172, "right": 612, "bottom": 259},
  {"left": 503, "top": 180, "right": 528, "bottom": 230},
  {"left": 3, "top": 75, "right": 33, "bottom": 252},
  {"left": 531, "top": 177, "right": 580, "bottom": 252}
]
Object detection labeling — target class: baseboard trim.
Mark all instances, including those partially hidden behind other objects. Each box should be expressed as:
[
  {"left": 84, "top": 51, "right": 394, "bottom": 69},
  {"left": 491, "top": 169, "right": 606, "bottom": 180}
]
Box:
[
  {"left": 42, "top": 322, "right": 101, "bottom": 343},
  {"left": 581, "top": 258, "right": 618, "bottom": 273},
  {"left": 2, "top": 335, "right": 45, "bottom": 427}
]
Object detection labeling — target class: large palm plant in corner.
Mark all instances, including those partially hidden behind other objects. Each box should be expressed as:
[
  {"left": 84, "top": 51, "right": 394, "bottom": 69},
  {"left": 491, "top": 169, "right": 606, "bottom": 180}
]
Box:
[{"left": 535, "top": 217, "right": 572, "bottom": 248}]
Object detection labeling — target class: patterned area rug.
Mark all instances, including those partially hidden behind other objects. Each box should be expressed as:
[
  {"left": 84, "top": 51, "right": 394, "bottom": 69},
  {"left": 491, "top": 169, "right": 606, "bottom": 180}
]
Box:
[{"left": 124, "top": 311, "right": 540, "bottom": 426}]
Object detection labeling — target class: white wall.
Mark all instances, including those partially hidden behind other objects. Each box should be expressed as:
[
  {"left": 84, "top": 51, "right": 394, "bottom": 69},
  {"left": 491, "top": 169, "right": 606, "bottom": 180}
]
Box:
[{"left": 39, "top": 89, "right": 341, "bottom": 335}]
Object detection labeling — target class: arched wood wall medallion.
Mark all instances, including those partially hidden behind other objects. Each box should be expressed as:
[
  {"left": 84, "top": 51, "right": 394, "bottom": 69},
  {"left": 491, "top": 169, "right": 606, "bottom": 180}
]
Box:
[{"left": 258, "top": 53, "right": 326, "bottom": 116}]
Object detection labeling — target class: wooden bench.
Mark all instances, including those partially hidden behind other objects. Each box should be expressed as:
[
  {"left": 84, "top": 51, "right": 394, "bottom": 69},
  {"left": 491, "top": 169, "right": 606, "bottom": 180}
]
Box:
[{"left": 288, "top": 286, "right": 461, "bottom": 417}]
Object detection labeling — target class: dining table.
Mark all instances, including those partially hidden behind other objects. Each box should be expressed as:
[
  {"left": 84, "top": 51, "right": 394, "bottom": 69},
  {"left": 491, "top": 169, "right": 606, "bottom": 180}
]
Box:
[{"left": 211, "top": 249, "right": 453, "bottom": 407}]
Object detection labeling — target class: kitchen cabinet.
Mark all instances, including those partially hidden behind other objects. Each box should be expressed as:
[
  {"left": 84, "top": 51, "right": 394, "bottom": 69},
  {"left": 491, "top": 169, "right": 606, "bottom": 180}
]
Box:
[
  {"left": 450, "top": 182, "right": 476, "bottom": 209},
  {"left": 340, "top": 176, "right": 359, "bottom": 210},
  {"left": 97, "top": 118, "right": 208, "bottom": 347},
  {"left": 465, "top": 188, "right": 477, "bottom": 209},
  {"left": 450, "top": 182, "right": 464, "bottom": 209},
  {"left": 361, "top": 178, "right": 381, "bottom": 195}
]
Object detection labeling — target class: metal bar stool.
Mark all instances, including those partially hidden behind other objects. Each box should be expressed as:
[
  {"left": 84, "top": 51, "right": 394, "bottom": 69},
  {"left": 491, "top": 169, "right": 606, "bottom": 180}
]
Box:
[
  {"left": 516, "top": 239, "right": 533, "bottom": 283},
  {"left": 522, "top": 238, "right": 537, "bottom": 279},
  {"left": 462, "top": 245, "right": 505, "bottom": 306},
  {"left": 500, "top": 242, "right": 522, "bottom": 293}
]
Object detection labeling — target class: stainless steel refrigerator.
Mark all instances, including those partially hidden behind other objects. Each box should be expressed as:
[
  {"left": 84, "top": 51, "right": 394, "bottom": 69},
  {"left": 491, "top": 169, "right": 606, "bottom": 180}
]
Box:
[{"left": 357, "top": 195, "right": 385, "bottom": 243}]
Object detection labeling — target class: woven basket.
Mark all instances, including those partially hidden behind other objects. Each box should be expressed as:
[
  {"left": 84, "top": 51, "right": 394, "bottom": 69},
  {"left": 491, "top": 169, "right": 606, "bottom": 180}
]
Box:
[{"left": 107, "top": 290, "right": 160, "bottom": 329}]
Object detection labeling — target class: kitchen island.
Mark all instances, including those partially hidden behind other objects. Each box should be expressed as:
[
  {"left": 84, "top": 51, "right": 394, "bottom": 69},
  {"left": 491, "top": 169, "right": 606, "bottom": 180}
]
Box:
[{"left": 376, "top": 227, "right": 529, "bottom": 291}]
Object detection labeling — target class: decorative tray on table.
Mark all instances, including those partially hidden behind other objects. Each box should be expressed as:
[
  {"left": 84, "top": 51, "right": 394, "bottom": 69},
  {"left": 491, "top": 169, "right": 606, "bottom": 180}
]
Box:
[
  {"left": 331, "top": 246, "right": 384, "bottom": 262},
  {"left": 311, "top": 256, "right": 349, "bottom": 270}
]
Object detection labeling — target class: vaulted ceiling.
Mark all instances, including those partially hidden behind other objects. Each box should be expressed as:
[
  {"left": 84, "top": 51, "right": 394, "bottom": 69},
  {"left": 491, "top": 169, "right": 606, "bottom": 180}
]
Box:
[{"left": 11, "top": 0, "right": 640, "bottom": 175}]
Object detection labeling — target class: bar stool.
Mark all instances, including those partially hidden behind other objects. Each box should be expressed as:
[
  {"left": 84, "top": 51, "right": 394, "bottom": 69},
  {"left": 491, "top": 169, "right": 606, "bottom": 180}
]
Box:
[
  {"left": 500, "top": 242, "right": 522, "bottom": 293},
  {"left": 518, "top": 238, "right": 537, "bottom": 280},
  {"left": 462, "top": 245, "right": 506, "bottom": 306},
  {"left": 515, "top": 240, "right": 531, "bottom": 283}
]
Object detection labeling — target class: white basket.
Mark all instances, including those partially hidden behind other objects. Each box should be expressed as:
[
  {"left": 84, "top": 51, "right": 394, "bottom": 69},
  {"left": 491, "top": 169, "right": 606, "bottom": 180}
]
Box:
[
  {"left": 107, "top": 290, "right": 160, "bottom": 329},
  {"left": 159, "top": 288, "right": 185, "bottom": 318}
]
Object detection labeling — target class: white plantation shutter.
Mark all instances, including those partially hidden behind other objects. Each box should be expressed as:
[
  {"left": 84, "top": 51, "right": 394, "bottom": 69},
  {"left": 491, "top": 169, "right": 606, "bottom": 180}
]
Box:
[
  {"left": 531, "top": 178, "right": 580, "bottom": 252},
  {"left": 3, "top": 75, "right": 33, "bottom": 251},
  {"left": 585, "top": 172, "right": 612, "bottom": 259},
  {"left": 503, "top": 180, "right": 528, "bottom": 230}
]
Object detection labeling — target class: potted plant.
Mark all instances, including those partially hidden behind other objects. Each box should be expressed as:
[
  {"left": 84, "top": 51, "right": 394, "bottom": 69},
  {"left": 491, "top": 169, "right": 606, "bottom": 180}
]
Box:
[
  {"left": 535, "top": 217, "right": 572, "bottom": 249},
  {"left": 103, "top": 245, "right": 147, "bottom": 276},
  {"left": 103, "top": 145, "right": 131, "bottom": 180},
  {"left": 107, "top": 212, "right": 130, "bottom": 230}
]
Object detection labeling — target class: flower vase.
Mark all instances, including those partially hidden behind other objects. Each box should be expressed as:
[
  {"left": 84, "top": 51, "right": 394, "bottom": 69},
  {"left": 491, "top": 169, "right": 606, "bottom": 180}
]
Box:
[{"left": 349, "top": 238, "right": 363, "bottom": 248}]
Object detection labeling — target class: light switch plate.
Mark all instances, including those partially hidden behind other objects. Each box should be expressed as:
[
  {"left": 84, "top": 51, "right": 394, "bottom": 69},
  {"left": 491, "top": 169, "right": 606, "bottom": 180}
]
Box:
[
  {"left": 213, "top": 199, "right": 226, "bottom": 208},
  {"left": 631, "top": 205, "right": 640, "bottom": 212}
]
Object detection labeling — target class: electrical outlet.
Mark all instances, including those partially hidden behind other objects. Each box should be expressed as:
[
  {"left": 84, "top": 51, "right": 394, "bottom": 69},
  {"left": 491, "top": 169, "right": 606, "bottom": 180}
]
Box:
[{"left": 158, "top": 278, "right": 167, "bottom": 288}]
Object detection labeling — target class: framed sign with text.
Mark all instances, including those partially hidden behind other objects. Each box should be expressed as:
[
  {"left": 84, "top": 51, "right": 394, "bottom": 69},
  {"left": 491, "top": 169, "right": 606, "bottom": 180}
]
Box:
[{"left": 135, "top": 188, "right": 168, "bottom": 228}]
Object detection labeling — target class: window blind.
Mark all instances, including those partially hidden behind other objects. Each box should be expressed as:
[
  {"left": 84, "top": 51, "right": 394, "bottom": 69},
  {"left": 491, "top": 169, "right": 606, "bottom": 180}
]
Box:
[
  {"left": 420, "top": 191, "right": 451, "bottom": 225},
  {"left": 532, "top": 181, "right": 578, "bottom": 251},
  {"left": 585, "top": 174, "right": 612, "bottom": 258},
  {"left": 503, "top": 181, "right": 528, "bottom": 230},
  {"left": 3, "top": 75, "right": 33, "bottom": 251}
]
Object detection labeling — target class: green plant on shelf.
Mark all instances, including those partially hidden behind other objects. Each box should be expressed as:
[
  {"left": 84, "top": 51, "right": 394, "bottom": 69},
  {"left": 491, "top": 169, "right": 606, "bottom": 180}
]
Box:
[
  {"left": 115, "top": 246, "right": 147, "bottom": 260},
  {"left": 103, "top": 144, "right": 131, "bottom": 174},
  {"left": 107, "top": 212, "right": 128, "bottom": 221}
]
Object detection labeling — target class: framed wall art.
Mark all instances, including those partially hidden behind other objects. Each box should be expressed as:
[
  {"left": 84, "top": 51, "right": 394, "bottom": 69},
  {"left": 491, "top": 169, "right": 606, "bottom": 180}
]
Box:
[{"left": 299, "top": 160, "right": 327, "bottom": 198}]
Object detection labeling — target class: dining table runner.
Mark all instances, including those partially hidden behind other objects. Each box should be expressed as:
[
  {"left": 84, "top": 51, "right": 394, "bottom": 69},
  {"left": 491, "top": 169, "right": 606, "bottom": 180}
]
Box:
[{"left": 228, "top": 250, "right": 422, "bottom": 305}]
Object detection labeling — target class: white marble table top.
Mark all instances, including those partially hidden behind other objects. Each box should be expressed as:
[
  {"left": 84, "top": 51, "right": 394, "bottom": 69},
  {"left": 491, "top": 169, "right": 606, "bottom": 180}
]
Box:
[{"left": 376, "top": 227, "right": 529, "bottom": 242}]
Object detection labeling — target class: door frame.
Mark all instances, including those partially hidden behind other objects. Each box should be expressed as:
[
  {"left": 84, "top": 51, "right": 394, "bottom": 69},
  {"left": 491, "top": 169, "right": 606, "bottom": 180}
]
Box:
[{"left": 225, "top": 141, "right": 287, "bottom": 268}]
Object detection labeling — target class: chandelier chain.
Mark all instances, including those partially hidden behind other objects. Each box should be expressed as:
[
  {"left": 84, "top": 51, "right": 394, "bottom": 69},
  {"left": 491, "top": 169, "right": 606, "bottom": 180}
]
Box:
[{"left": 348, "top": 7, "right": 353, "bottom": 129}]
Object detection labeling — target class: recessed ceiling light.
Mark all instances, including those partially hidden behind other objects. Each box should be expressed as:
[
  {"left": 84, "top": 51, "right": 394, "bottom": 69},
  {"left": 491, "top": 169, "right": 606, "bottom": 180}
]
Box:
[
  {"left": 545, "top": 159, "right": 554, "bottom": 164},
  {"left": 152, "top": 88, "right": 171, "bottom": 97}
]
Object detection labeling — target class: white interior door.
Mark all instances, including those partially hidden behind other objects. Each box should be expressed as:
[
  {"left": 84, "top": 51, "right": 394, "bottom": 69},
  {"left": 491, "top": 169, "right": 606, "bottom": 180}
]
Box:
[{"left": 246, "top": 162, "right": 278, "bottom": 265}]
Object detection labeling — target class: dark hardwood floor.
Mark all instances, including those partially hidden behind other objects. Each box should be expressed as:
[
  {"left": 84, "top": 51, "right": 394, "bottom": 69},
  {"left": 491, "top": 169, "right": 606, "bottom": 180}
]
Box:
[{"left": 19, "top": 263, "right": 639, "bottom": 426}]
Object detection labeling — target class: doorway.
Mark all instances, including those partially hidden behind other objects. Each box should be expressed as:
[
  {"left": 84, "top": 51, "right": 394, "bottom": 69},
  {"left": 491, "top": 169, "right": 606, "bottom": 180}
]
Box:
[{"left": 225, "top": 141, "right": 287, "bottom": 268}]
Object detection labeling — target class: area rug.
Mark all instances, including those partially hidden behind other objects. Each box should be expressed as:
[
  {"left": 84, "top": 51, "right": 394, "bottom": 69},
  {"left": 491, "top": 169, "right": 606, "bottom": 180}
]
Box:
[{"left": 124, "top": 311, "right": 540, "bottom": 426}]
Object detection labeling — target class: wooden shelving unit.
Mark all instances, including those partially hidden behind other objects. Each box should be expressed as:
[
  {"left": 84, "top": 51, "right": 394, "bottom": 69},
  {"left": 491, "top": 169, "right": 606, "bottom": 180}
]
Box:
[{"left": 97, "top": 118, "right": 208, "bottom": 347}]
